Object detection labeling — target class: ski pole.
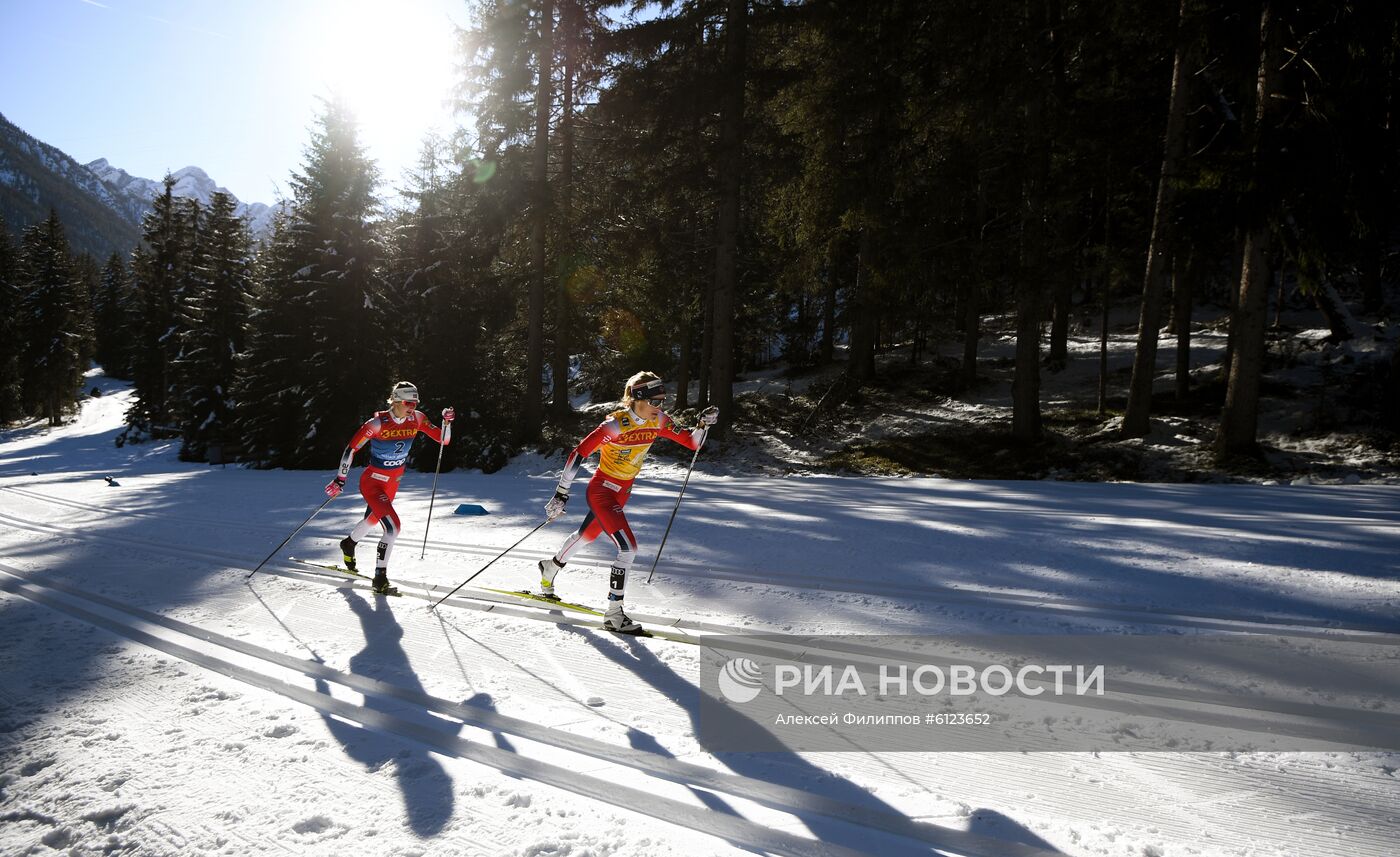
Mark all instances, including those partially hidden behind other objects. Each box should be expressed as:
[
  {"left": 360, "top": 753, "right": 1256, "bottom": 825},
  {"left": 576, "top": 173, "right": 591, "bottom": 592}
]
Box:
[
  {"left": 428, "top": 518, "right": 552, "bottom": 610},
  {"left": 246, "top": 495, "right": 335, "bottom": 580},
  {"left": 419, "top": 436, "right": 447, "bottom": 560},
  {"left": 645, "top": 437, "right": 705, "bottom": 584}
]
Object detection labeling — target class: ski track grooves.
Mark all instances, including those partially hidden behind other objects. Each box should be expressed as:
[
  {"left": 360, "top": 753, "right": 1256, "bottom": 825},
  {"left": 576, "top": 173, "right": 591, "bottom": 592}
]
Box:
[
  {"left": 3, "top": 507, "right": 1396, "bottom": 752},
  {"left": 4, "top": 483, "right": 1395, "bottom": 638},
  {"left": 0, "top": 564, "right": 1065, "bottom": 857}
]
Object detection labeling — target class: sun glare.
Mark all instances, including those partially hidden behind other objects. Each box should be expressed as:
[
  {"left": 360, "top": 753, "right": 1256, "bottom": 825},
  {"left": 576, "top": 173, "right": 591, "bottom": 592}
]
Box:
[{"left": 312, "top": 2, "right": 459, "bottom": 183}]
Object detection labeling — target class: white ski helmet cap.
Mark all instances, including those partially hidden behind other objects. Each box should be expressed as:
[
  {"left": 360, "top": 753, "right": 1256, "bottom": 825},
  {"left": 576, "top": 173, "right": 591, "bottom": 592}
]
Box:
[{"left": 389, "top": 381, "right": 419, "bottom": 404}]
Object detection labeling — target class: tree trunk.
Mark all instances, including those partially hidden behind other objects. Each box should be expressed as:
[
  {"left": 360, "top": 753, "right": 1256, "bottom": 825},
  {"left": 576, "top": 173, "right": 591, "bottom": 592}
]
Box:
[
  {"left": 675, "top": 311, "right": 692, "bottom": 410},
  {"left": 1221, "top": 230, "right": 1243, "bottom": 381},
  {"left": 961, "top": 174, "right": 988, "bottom": 391},
  {"left": 1173, "top": 247, "right": 1194, "bottom": 401},
  {"left": 848, "top": 225, "right": 877, "bottom": 381},
  {"left": 1047, "top": 270, "right": 1072, "bottom": 371},
  {"left": 1313, "top": 280, "right": 1360, "bottom": 343},
  {"left": 707, "top": 0, "right": 746, "bottom": 438},
  {"left": 819, "top": 236, "right": 838, "bottom": 365},
  {"left": 1098, "top": 271, "right": 1111, "bottom": 416},
  {"left": 698, "top": 270, "right": 713, "bottom": 408},
  {"left": 961, "top": 282, "right": 981, "bottom": 391},
  {"left": 550, "top": 0, "right": 575, "bottom": 422},
  {"left": 1216, "top": 0, "right": 1281, "bottom": 460},
  {"left": 523, "top": 0, "right": 553, "bottom": 441},
  {"left": 1013, "top": 0, "right": 1052, "bottom": 444},
  {"left": 1122, "top": 0, "right": 1192, "bottom": 438},
  {"left": 1097, "top": 164, "right": 1113, "bottom": 416}
]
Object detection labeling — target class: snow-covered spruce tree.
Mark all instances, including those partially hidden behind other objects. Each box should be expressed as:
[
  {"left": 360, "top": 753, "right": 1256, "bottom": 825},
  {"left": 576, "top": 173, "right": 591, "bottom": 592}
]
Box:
[
  {"left": 236, "top": 98, "right": 384, "bottom": 467},
  {"left": 174, "top": 191, "right": 252, "bottom": 461},
  {"left": 0, "top": 216, "right": 24, "bottom": 423},
  {"left": 17, "top": 211, "right": 88, "bottom": 426},
  {"left": 230, "top": 206, "right": 305, "bottom": 466},
  {"left": 285, "top": 98, "right": 385, "bottom": 466},
  {"left": 127, "top": 176, "right": 198, "bottom": 435},
  {"left": 93, "top": 252, "right": 135, "bottom": 379},
  {"left": 380, "top": 136, "right": 477, "bottom": 469},
  {"left": 71, "top": 253, "right": 100, "bottom": 374}
]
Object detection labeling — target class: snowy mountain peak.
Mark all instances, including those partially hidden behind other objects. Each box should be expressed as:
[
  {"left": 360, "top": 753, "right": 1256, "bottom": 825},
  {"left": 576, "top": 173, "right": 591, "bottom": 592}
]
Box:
[{"left": 83, "top": 158, "right": 275, "bottom": 237}]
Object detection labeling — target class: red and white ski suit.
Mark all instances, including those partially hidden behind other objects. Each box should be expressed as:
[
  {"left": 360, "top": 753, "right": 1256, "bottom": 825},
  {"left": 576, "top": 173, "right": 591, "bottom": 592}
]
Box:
[
  {"left": 551, "top": 408, "right": 705, "bottom": 605},
  {"left": 337, "top": 409, "right": 449, "bottom": 571}
]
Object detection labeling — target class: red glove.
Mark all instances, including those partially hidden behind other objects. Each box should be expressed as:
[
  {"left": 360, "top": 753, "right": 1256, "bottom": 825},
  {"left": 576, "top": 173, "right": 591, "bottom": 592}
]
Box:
[
  {"left": 441, "top": 407, "right": 455, "bottom": 423},
  {"left": 325, "top": 476, "right": 346, "bottom": 498}
]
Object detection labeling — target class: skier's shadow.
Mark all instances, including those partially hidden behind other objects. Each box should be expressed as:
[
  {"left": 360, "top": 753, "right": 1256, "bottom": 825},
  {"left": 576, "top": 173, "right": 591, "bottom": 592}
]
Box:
[
  {"left": 316, "top": 588, "right": 455, "bottom": 837},
  {"left": 967, "top": 809, "right": 1062, "bottom": 852},
  {"left": 554, "top": 623, "right": 968, "bottom": 856}
]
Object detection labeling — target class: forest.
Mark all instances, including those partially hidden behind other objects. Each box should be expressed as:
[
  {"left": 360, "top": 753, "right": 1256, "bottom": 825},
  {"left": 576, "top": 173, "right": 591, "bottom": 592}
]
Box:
[{"left": 1, "top": 0, "right": 1397, "bottom": 477}]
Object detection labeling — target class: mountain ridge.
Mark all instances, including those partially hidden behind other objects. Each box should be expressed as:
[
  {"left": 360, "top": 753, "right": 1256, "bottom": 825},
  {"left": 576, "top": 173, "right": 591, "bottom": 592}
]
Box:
[
  {"left": 0, "top": 111, "right": 141, "bottom": 259},
  {"left": 0, "top": 112, "right": 275, "bottom": 259},
  {"left": 85, "top": 159, "right": 276, "bottom": 236}
]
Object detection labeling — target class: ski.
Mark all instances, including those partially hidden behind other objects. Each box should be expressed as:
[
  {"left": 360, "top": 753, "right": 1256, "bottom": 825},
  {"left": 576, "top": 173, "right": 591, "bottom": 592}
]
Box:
[
  {"left": 284, "top": 557, "right": 401, "bottom": 596},
  {"left": 287, "top": 556, "right": 365, "bottom": 578},
  {"left": 280, "top": 557, "right": 690, "bottom": 640},
  {"left": 478, "top": 587, "right": 603, "bottom": 616},
  {"left": 606, "top": 626, "right": 654, "bottom": 638}
]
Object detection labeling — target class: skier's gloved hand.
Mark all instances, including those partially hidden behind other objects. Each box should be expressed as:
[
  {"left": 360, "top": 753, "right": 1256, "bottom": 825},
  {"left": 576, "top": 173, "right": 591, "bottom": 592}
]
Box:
[
  {"left": 545, "top": 488, "right": 569, "bottom": 521},
  {"left": 441, "top": 407, "right": 455, "bottom": 423},
  {"left": 699, "top": 406, "right": 720, "bottom": 426},
  {"left": 325, "top": 476, "right": 346, "bottom": 499}
]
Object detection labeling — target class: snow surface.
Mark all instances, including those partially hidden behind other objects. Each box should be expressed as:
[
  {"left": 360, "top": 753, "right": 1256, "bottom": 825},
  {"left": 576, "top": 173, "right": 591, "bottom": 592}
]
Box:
[{"left": 2, "top": 372, "right": 1398, "bottom": 856}]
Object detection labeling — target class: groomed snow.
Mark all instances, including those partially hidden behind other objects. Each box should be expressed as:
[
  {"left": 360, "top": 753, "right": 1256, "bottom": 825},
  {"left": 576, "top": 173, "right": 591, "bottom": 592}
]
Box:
[{"left": 2, "top": 373, "right": 1397, "bottom": 856}]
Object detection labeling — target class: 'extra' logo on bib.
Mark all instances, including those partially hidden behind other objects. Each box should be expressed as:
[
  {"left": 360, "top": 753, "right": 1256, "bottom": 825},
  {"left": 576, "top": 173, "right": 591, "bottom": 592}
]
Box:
[
  {"left": 379, "top": 428, "right": 417, "bottom": 440},
  {"left": 618, "top": 429, "right": 658, "bottom": 445}
]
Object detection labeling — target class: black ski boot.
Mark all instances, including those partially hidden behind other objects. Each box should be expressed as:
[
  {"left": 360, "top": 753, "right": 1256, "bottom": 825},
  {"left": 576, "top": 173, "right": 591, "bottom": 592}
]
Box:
[
  {"left": 371, "top": 570, "right": 399, "bottom": 596},
  {"left": 339, "top": 537, "right": 359, "bottom": 574}
]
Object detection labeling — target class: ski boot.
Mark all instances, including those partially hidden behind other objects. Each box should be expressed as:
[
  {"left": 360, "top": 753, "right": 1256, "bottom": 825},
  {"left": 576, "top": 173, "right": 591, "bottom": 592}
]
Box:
[
  {"left": 537, "top": 557, "right": 564, "bottom": 601},
  {"left": 603, "top": 603, "right": 644, "bottom": 635},
  {"left": 371, "top": 570, "right": 399, "bottom": 596},
  {"left": 339, "top": 537, "right": 359, "bottom": 574}
]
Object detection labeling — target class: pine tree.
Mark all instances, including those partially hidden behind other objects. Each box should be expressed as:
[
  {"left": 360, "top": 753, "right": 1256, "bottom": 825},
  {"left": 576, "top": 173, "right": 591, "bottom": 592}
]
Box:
[
  {"left": 175, "top": 191, "right": 252, "bottom": 461},
  {"left": 707, "top": 0, "right": 748, "bottom": 438},
  {"left": 1122, "top": 0, "right": 1199, "bottom": 438},
  {"left": 71, "top": 253, "right": 99, "bottom": 375},
  {"left": 236, "top": 99, "right": 383, "bottom": 467},
  {"left": 1216, "top": 0, "right": 1284, "bottom": 459},
  {"left": 93, "top": 252, "right": 135, "bottom": 378},
  {"left": 17, "top": 211, "right": 87, "bottom": 426},
  {"left": 128, "top": 176, "right": 197, "bottom": 434},
  {"left": 293, "top": 100, "right": 383, "bottom": 464},
  {"left": 383, "top": 138, "right": 481, "bottom": 461},
  {"left": 231, "top": 206, "right": 306, "bottom": 466},
  {"left": 0, "top": 215, "right": 22, "bottom": 422}
]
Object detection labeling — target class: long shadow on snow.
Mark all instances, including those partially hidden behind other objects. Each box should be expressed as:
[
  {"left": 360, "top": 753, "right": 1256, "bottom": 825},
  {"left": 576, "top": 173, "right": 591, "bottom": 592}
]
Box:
[
  {"left": 966, "top": 809, "right": 1065, "bottom": 854},
  {"left": 315, "top": 588, "right": 455, "bottom": 837},
  {"left": 658, "top": 476, "right": 1400, "bottom": 633},
  {"left": 554, "top": 623, "right": 952, "bottom": 856}
]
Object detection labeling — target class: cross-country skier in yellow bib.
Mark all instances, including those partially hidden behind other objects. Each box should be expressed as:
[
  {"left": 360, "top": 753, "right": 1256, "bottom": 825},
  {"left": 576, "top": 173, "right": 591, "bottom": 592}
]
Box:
[{"left": 539, "top": 371, "right": 718, "bottom": 634}]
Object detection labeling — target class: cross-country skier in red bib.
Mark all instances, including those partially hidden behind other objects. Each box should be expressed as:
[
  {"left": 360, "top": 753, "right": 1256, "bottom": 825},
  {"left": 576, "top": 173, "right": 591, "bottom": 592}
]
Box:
[
  {"left": 539, "top": 371, "right": 718, "bottom": 633},
  {"left": 324, "top": 381, "right": 454, "bottom": 595}
]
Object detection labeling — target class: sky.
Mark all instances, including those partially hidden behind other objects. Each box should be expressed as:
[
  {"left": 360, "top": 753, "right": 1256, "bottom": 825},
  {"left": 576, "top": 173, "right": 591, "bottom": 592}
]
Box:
[{"left": 0, "top": 0, "right": 469, "bottom": 205}]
